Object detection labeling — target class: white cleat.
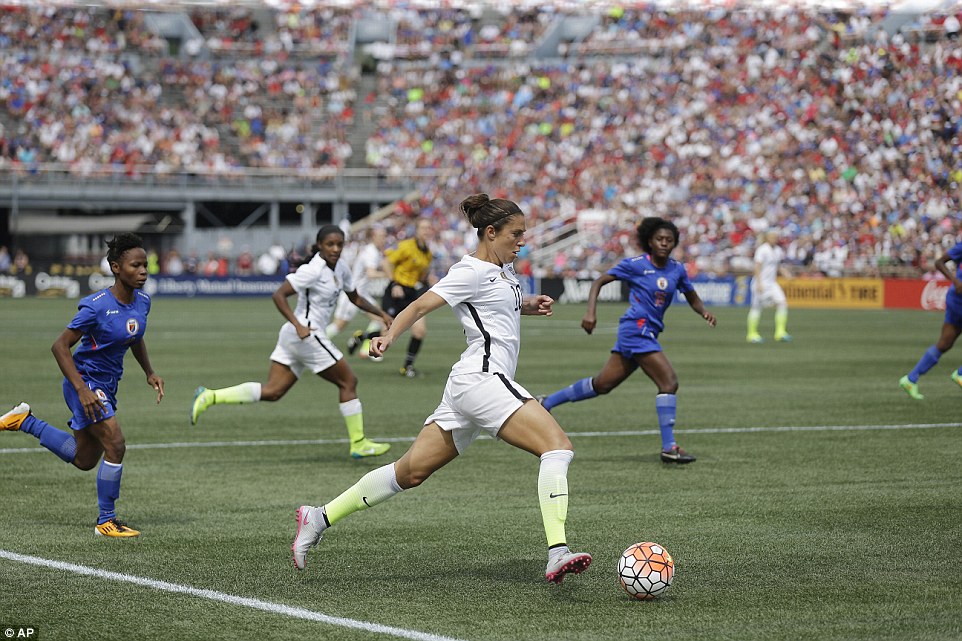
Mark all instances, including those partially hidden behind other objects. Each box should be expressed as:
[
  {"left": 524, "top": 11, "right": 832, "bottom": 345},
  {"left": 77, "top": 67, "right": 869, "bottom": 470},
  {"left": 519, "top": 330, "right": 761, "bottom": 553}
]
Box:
[
  {"left": 292, "top": 505, "right": 325, "bottom": 570},
  {"left": 545, "top": 550, "right": 592, "bottom": 584}
]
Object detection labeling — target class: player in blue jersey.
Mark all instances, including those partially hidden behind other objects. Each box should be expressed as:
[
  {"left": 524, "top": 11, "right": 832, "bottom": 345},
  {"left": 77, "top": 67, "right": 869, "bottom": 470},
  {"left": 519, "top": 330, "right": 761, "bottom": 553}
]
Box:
[
  {"left": 539, "top": 217, "right": 716, "bottom": 463},
  {"left": 899, "top": 241, "right": 962, "bottom": 400},
  {"left": 1, "top": 233, "right": 164, "bottom": 537}
]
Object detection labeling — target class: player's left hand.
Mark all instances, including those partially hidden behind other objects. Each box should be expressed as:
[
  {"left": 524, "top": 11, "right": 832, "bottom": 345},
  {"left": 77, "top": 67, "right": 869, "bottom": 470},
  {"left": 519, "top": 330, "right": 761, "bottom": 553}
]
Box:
[
  {"left": 370, "top": 335, "right": 393, "bottom": 358},
  {"left": 147, "top": 373, "right": 165, "bottom": 404},
  {"left": 524, "top": 295, "right": 554, "bottom": 316},
  {"left": 703, "top": 311, "right": 717, "bottom": 327}
]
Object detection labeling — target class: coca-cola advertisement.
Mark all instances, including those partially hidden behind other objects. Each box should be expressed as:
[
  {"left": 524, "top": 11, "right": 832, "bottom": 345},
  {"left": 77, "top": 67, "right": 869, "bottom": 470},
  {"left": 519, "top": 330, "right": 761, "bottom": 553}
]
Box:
[{"left": 884, "top": 278, "right": 949, "bottom": 311}]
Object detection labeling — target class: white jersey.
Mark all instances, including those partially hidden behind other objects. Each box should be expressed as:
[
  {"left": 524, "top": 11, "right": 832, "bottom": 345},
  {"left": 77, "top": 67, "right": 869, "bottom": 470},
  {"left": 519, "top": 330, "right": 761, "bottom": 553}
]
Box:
[
  {"left": 754, "top": 242, "right": 783, "bottom": 290},
  {"left": 351, "top": 243, "right": 381, "bottom": 295},
  {"left": 285, "top": 253, "right": 355, "bottom": 330},
  {"left": 430, "top": 254, "right": 524, "bottom": 379}
]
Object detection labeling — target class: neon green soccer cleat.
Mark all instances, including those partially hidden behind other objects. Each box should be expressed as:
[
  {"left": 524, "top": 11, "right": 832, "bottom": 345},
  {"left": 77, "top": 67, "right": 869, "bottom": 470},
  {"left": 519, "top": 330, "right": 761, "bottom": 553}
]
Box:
[
  {"left": 747, "top": 334, "right": 764, "bottom": 344},
  {"left": 899, "top": 375, "right": 924, "bottom": 400},
  {"left": 1, "top": 402, "right": 31, "bottom": 431},
  {"left": 951, "top": 370, "right": 962, "bottom": 389},
  {"left": 190, "top": 387, "right": 213, "bottom": 425},
  {"left": 350, "top": 439, "right": 391, "bottom": 459}
]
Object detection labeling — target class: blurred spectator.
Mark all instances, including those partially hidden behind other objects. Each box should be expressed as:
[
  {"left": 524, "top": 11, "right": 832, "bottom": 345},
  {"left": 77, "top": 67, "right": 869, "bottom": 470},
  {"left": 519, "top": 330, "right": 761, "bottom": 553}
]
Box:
[
  {"left": 201, "top": 251, "right": 219, "bottom": 277},
  {"left": 12, "top": 248, "right": 31, "bottom": 276},
  {"left": 164, "top": 249, "right": 184, "bottom": 276},
  {"left": 184, "top": 251, "right": 200, "bottom": 275},
  {"left": 0, "top": 246, "right": 10, "bottom": 273},
  {"left": 235, "top": 247, "right": 254, "bottom": 275},
  {"left": 256, "top": 248, "right": 279, "bottom": 275},
  {"left": 147, "top": 249, "right": 160, "bottom": 275}
]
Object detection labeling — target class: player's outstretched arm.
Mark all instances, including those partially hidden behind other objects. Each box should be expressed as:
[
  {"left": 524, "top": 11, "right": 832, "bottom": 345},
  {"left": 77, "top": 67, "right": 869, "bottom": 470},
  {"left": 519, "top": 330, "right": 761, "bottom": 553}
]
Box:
[
  {"left": 581, "top": 273, "right": 618, "bottom": 334},
  {"left": 131, "top": 339, "right": 165, "bottom": 403},
  {"left": 685, "top": 291, "right": 717, "bottom": 327},
  {"left": 370, "top": 291, "right": 446, "bottom": 357},
  {"left": 347, "top": 290, "right": 393, "bottom": 328},
  {"left": 52, "top": 327, "right": 107, "bottom": 420},
  {"left": 271, "top": 280, "right": 310, "bottom": 339}
]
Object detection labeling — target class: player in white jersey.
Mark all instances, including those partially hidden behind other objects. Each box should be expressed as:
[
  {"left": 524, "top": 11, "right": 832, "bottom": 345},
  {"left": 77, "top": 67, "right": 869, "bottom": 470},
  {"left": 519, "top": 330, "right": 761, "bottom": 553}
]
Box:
[
  {"left": 326, "top": 226, "right": 389, "bottom": 360},
  {"left": 292, "top": 194, "right": 592, "bottom": 585},
  {"left": 747, "top": 230, "right": 792, "bottom": 343},
  {"left": 190, "top": 225, "right": 395, "bottom": 459}
]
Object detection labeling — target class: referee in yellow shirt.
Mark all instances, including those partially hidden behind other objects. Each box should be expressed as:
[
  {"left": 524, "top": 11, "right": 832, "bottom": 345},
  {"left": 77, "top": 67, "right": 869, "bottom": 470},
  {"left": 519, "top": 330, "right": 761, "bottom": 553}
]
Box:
[{"left": 382, "top": 218, "right": 435, "bottom": 377}]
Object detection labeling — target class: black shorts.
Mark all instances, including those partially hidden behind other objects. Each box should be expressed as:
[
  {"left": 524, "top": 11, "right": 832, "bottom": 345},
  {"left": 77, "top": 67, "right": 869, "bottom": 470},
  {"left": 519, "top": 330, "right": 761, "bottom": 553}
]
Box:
[{"left": 382, "top": 282, "right": 426, "bottom": 317}]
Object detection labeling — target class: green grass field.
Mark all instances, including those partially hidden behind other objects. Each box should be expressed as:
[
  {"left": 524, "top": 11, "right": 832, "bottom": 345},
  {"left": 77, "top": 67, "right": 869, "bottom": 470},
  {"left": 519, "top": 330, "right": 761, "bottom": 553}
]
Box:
[{"left": 1, "top": 297, "right": 960, "bottom": 641}]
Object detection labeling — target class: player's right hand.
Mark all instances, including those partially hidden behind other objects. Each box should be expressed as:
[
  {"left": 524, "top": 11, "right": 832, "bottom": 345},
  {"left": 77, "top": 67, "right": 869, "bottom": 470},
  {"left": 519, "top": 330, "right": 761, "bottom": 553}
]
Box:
[
  {"left": 581, "top": 316, "right": 597, "bottom": 334},
  {"left": 79, "top": 387, "right": 106, "bottom": 422}
]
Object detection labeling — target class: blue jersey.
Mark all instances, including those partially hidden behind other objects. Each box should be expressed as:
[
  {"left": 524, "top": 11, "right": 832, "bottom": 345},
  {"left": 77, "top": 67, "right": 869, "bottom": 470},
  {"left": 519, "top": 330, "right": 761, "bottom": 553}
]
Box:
[
  {"left": 946, "top": 242, "right": 962, "bottom": 311},
  {"left": 608, "top": 254, "right": 694, "bottom": 336},
  {"left": 67, "top": 288, "right": 151, "bottom": 382}
]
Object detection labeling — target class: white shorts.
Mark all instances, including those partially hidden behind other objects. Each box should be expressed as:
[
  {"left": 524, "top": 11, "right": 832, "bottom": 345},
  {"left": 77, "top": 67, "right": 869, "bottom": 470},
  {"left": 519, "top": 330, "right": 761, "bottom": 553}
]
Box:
[
  {"left": 425, "top": 372, "right": 532, "bottom": 453},
  {"left": 333, "top": 292, "right": 358, "bottom": 324},
  {"left": 751, "top": 283, "right": 787, "bottom": 308},
  {"left": 269, "top": 322, "right": 343, "bottom": 378}
]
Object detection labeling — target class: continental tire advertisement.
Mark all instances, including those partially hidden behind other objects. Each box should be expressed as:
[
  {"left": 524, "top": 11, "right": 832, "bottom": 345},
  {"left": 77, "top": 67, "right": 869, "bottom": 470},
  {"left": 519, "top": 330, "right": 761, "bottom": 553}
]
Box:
[{"left": 779, "top": 278, "right": 884, "bottom": 309}]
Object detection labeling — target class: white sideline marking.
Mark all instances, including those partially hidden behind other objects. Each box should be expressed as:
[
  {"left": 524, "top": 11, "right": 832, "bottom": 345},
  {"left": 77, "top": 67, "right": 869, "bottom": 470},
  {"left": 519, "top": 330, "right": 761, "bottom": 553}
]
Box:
[
  {"left": 0, "top": 421, "right": 959, "bottom": 455},
  {"left": 0, "top": 550, "right": 466, "bottom": 641}
]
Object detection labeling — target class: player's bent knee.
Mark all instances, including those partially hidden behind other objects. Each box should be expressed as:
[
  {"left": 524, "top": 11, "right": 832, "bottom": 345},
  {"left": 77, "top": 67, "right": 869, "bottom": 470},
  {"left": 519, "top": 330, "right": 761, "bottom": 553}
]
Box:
[
  {"left": 260, "top": 388, "right": 286, "bottom": 402},
  {"left": 104, "top": 443, "right": 126, "bottom": 461},
  {"left": 398, "top": 468, "right": 432, "bottom": 489},
  {"left": 74, "top": 459, "right": 97, "bottom": 471}
]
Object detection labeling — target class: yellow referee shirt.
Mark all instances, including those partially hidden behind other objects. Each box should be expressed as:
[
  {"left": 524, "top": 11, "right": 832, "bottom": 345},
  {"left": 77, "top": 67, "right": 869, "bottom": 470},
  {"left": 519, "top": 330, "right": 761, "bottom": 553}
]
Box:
[{"left": 385, "top": 238, "right": 432, "bottom": 288}]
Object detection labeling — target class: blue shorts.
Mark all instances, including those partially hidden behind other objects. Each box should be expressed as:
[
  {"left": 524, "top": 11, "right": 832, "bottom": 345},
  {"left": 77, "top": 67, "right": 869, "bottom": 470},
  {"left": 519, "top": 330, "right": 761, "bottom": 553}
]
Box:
[
  {"left": 62, "top": 374, "right": 118, "bottom": 430},
  {"left": 612, "top": 319, "right": 662, "bottom": 358},
  {"left": 946, "top": 295, "right": 962, "bottom": 327}
]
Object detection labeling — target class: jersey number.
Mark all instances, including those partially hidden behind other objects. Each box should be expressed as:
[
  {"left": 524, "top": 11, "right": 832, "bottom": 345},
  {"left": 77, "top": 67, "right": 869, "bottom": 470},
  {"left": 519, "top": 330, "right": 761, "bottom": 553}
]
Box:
[{"left": 512, "top": 284, "right": 523, "bottom": 312}]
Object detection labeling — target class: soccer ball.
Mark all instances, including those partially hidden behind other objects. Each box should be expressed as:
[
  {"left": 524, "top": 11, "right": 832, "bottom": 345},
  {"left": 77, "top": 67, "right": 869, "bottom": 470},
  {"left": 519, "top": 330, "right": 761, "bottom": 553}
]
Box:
[{"left": 617, "top": 541, "right": 674, "bottom": 600}]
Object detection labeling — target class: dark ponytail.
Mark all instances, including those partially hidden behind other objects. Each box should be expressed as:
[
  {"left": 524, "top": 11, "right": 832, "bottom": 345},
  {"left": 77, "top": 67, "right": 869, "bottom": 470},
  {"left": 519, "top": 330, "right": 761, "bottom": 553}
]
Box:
[{"left": 459, "top": 193, "right": 523, "bottom": 238}]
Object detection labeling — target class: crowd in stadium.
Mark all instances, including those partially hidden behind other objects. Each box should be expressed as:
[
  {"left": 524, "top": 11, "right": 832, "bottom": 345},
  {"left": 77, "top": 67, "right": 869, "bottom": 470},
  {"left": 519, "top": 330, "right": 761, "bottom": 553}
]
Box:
[{"left": 1, "top": 1, "right": 961, "bottom": 279}]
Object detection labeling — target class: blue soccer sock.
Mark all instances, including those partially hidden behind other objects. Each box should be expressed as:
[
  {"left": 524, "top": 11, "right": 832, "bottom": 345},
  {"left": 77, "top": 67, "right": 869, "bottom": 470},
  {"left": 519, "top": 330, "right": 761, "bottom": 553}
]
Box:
[
  {"left": 19, "top": 415, "right": 77, "bottom": 464},
  {"left": 656, "top": 394, "right": 677, "bottom": 451},
  {"left": 908, "top": 345, "right": 943, "bottom": 383},
  {"left": 96, "top": 460, "right": 124, "bottom": 524},
  {"left": 542, "top": 377, "right": 597, "bottom": 411}
]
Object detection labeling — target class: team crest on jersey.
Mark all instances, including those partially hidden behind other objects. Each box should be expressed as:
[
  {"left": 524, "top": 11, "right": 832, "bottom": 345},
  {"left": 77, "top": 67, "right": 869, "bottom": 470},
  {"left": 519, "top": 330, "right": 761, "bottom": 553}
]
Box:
[
  {"left": 95, "top": 388, "right": 108, "bottom": 402},
  {"left": 126, "top": 318, "right": 139, "bottom": 334},
  {"left": 657, "top": 277, "right": 668, "bottom": 290}
]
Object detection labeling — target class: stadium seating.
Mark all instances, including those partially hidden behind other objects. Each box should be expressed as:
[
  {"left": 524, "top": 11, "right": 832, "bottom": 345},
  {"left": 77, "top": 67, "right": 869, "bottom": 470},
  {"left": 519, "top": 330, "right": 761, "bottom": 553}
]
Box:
[{"left": 1, "top": 2, "right": 959, "bottom": 279}]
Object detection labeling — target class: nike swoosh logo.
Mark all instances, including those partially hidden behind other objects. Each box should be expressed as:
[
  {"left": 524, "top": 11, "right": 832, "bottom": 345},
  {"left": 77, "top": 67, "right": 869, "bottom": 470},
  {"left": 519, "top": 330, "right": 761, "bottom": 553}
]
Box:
[
  {"left": 362, "top": 496, "right": 371, "bottom": 507},
  {"left": 549, "top": 492, "right": 567, "bottom": 498},
  {"left": 488, "top": 277, "right": 497, "bottom": 282}
]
